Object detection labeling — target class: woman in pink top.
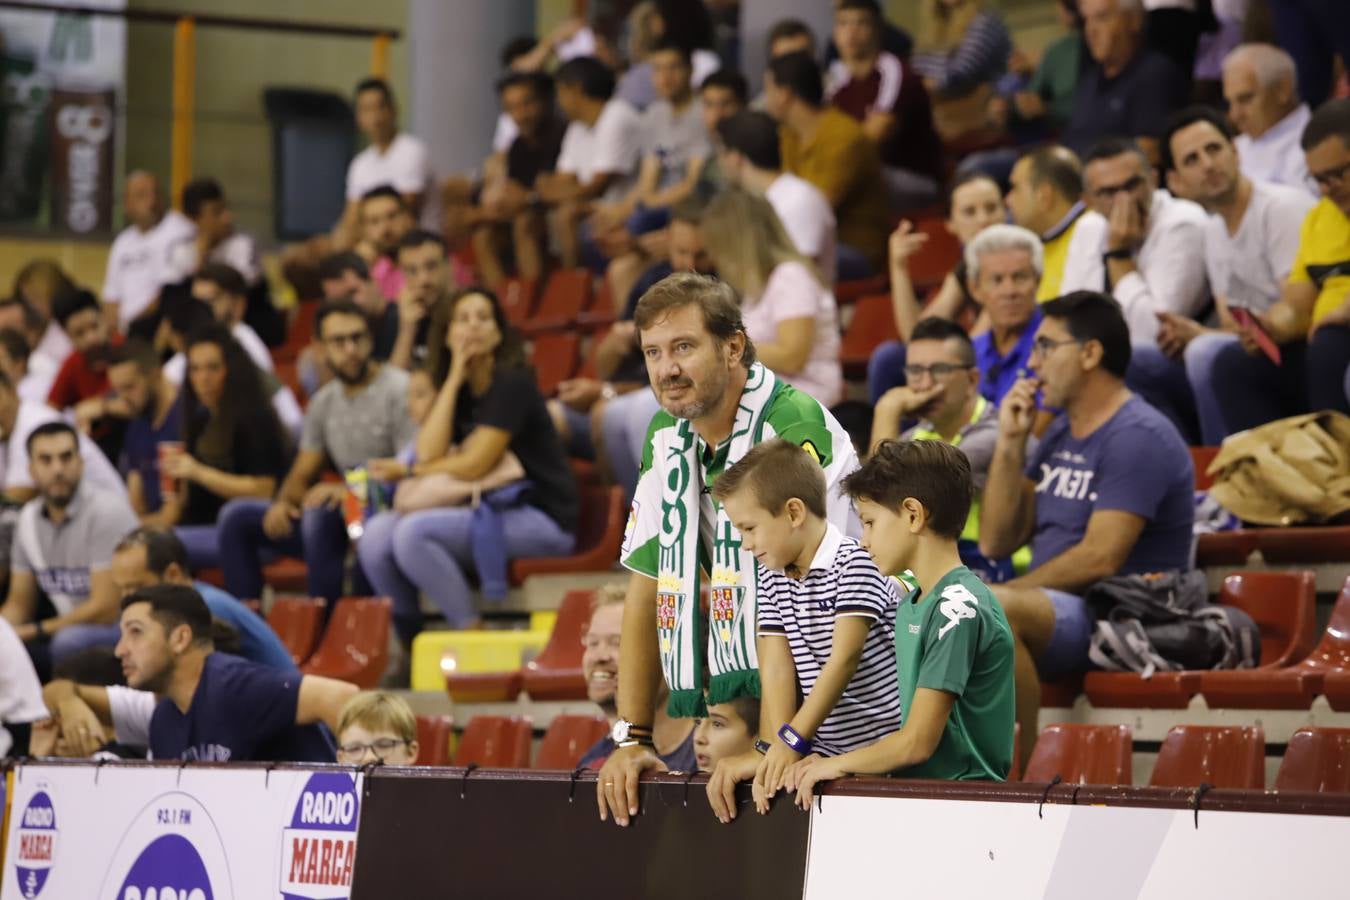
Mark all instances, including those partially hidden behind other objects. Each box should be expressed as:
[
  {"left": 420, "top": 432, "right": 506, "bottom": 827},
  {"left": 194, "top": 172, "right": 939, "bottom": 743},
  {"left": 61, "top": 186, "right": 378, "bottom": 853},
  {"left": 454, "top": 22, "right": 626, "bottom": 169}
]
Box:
[{"left": 701, "top": 189, "right": 844, "bottom": 407}]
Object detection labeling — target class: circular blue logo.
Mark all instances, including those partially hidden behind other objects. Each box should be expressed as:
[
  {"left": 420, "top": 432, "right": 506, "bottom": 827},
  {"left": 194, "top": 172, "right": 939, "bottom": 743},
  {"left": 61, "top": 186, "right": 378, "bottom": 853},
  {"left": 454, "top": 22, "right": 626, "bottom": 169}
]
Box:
[
  {"left": 98, "top": 792, "right": 232, "bottom": 900},
  {"left": 116, "top": 834, "right": 214, "bottom": 900},
  {"left": 14, "top": 790, "right": 57, "bottom": 899}
]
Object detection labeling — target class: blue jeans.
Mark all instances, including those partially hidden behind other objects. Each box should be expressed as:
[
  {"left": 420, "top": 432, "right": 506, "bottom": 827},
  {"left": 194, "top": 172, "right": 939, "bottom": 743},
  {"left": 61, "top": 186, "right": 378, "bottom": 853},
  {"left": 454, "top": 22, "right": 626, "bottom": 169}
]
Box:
[
  {"left": 1209, "top": 325, "right": 1350, "bottom": 438},
  {"left": 600, "top": 388, "right": 660, "bottom": 502},
  {"left": 216, "top": 498, "right": 367, "bottom": 604},
  {"left": 176, "top": 524, "right": 221, "bottom": 570},
  {"left": 867, "top": 340, "right": 908, "bottom": 407},
  {"left": 1126, "top": 343, "right": 1199, "bottom": 444},
  {"left": 357, "top": 504, "right": 574, "bottom": 639}
]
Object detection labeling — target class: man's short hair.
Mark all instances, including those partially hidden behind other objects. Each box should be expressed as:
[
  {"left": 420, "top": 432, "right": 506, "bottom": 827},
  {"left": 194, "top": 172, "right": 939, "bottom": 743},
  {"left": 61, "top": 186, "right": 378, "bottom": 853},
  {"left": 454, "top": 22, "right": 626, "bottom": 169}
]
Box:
[
  {"left": 1160, "top": 105, "right": 1236, "bottom": 173},
  {"left": 194, "top": 262, "right": 248, "bottom": 299},
  {"left": 354, "top": 76, "right": 395, "bottom": 105},
  {"left": 314, "top": 298, "right": 371, "bottom": 338},
  {"left": 360, "top": 184, "right": 404, "bottom": 208},
  {"left": 669, "top": 193, "right": 710, "bottom": 226},
  {"left": 318, "top": 251, "right": 371, "bottom": 283},
  {"left": 724, "top": 694, "right": 761, "bottom": 733},
  {"left": 717, "top": 111, "right": 782, "bottom": 171},
  {"left": 711, "top": 437, "right": 828, "bottom": 518},
  {"left": 1023, "top": 145, "right": 1083, "bottom": 203},
  {"left": 1302, "top": 97, "right": 1350, "bottom": 152},
  {"left": 1082, "top": 136, "right": 1149, "bottom": 169},
  {"left": 768, "top": 19, "right": 814, "bottom": 51},
  {"left": 633, "top": 272, "right": 758, "bottom": 369},
  {"left": 120, "top": 583, "right": 213, "bottom": 644},
  {"left": 107, "top": 337, "right": 160, "bottom": 373},
  {"left": 649, "top": 37, "right": 693, "bottom": 67},
  {"left": 0, "top": 297, "right": 43, "bottom": 333},
  {"left": 0, "top": 327, "right": 29, "bottom": 365},
  {"left": 52, "top": 286, "right": 100, "bottom": 328},
  {"left": 837, "top": 0, "right": 882, "bottom": 18},
  {"left": 26, "top": 420, "right": 78, "bottom": 456},
  {"left": 965, "top": 223, "right": 1045, "bottom": 282},
  {"left": 337, "top": 691, "right": 418, "bottom": 745},
  {"left": 496, "top": 70, "right": 554, "bottom": 102},
  {"left": 164, "top": 294, "right": 213, "bottom": 338},
  {"left": 115, "top": 526, "right": 190, "bottom": 575},
  {"left": 555, "top": 56, "right": 616, "bottom": 101},
  {"left": 908, "top": 317, "right": 976, "bottom": 367},
  {"left": 843, "top": 440, "right": 973, "bottom": 540},
  {"left": 700, "top": 68, "right": 749, "bottom": 105},
  {"left": 1222, "top": 43, "right": 1298, "bottom": 93},
  {"left": 398, "top": 228, "right": 448, "bottom": 257},
  {"left": 1042, "top": 290, "right": 1132, "bottom": 378},
  {"left": 768, "top": 52, "right": 824, "bottom": 107},
  {"left": 180, "top": 177, "right": 224, "bottom": 219},
  {"left": 499, "top": 35, "right": 537, "bottom": 69}
]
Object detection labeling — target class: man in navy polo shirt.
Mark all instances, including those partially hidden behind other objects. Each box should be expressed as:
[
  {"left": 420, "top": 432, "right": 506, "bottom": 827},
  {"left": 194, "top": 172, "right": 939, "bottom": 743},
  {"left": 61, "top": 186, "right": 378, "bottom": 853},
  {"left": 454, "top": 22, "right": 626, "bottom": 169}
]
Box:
[
  {"left": 966, "top": 224, "right": 1043, "bottom": 407},
  {"left": 116, "top": 583, "right": 356, "bottom": 762}
]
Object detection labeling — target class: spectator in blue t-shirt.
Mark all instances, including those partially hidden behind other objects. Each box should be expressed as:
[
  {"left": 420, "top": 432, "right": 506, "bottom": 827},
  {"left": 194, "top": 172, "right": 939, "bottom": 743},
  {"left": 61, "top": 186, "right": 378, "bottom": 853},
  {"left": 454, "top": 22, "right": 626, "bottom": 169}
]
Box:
[
  {"left": 115, "top": 583, "right": 355, "bottom": 762},
  {"left": 106, "top": 339, "right": 182, "bottom": 519},
  {"left": 965, "top": 224, "right": 1043, "bottom": 407},
  {"left": 978, "top": 290, "right": 1193, "bottom": 763}
]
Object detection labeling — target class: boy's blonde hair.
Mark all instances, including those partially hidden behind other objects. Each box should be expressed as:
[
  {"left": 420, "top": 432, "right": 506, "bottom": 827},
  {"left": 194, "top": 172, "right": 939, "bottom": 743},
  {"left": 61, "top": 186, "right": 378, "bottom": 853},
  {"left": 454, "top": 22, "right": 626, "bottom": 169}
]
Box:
[
  {"left": 336, "top": 691, "right": 418, "bottom": 744},
  {"left": 711, "top": 438, "right": 827, "bottom": 518}
]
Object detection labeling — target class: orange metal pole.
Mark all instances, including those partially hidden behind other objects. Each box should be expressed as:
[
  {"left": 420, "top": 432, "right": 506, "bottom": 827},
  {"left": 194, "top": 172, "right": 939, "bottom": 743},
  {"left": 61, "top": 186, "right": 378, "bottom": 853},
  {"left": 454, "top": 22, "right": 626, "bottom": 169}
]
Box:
[
  {"left": 171, "top": 16, "right": 196, "bottom": 210},
  {"left": 370, "top": 32, "right": 390, "bottom": 78}
]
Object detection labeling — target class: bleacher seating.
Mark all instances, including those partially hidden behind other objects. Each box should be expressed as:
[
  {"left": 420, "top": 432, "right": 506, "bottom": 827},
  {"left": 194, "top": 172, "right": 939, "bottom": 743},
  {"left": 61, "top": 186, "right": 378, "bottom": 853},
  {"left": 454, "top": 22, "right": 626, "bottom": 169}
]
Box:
[
  {"left": 840, "top": 293, "right": 899, "bottom": 379},
  {"left": 531, "top": 331, "right": 580, "bottom": 396},
  {"left": 1148, "top": 725, "right": 1265, "bottom": 789},
  {"left": 905, "top": 217, "right": 963, "bottom": 292},
  {"left": 520, "top": 589, "right": 594, "bottom": 700},
  {"left": 1274, "top": 727, "right": 1350, "bottom": 793},
  {"left": 299, "top": 596, "right": 391, "bottom": 689},
  {"left": 534, "top": 714, "right": 609, "bottom": 769},
  {"left": 414, "top": 714, "right": 455, "bottom": 766},
  {"left": 523, "top": 268, "right": 593, "bottom": 335},
  {"left": 1023, "top": 724, "right": 1133, "bottom": 786},
  {"left": 453, "top": 715, "right": 533, "bottom": 768},
  {"left": 265, "top": 597, "right": 326, "bottom": 666},
  {"left": 509, "top": 484, "right": 625, "bottom": 583},
  {"left": 498, "top": 276, "right": 538, "bottom": 326}
]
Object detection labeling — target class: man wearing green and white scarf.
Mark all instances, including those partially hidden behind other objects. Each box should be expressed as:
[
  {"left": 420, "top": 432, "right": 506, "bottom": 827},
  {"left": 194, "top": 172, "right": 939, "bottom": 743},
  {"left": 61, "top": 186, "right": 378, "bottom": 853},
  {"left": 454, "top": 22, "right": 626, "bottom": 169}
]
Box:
[{"left": 596, "top": 272, "right": 860, "bottom": 827}]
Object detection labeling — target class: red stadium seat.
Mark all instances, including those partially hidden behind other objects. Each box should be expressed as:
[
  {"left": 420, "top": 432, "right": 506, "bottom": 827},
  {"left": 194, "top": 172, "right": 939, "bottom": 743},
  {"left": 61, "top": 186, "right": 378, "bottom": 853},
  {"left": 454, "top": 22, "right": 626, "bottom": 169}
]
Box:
[
  {"left": 531, "top": 332, "right": 580, "bottom": 396},
  {"left": 576, "top": 325, "right": 610, "bottom": 380},
  {"left": 275, "top": 299, "right": 320, "bottom": 365},
  {"left": 1195, "top": 530, "right": 1259, "bottom": 567},
  {"left": 1040, "top": 674, "right": 1083, "bottom": 708},
  {"left": 414, "top": 715, "right": 455, "bottom": 766},
  {"left": 1254, "top": 526, "right": 1350, "bottom": 564},
  {"left": 453, "top": 715, "right": 533, "bottom": 768},
  {"left": 906, "top": 218, "right": 962, "bottom": 291},
  {"left": 1200, "top": 576, "right": 1350, "bottom": 709},
  {"left": 577, "top": 277, "right": 618, "bottom": 331},
  {"left": 524, "top": 269, "right": 593, "bottom": 335},
  {"left": 510, "top": 484, "right": 626, "bottom": 583},
  {"left": 520, "top": 590, "right": 596, "bottom": 700},
  {"left": 1274, "top": 727, "right": 1350, "bottom": 793},
  {"left": 1084, "top": 571, "right": 1318, "bottom": 708},
  {"left": 266, "top": 597, "right": 327, "bottom": 666},
  {"left": 1024, "top": 724, "right": 1133, "bottom": 785},
  {"left": 263, "top": 557, "right": 309, "bottom": 594},
  {"left": 499, "top": 277, "right": 538, "bottom": 326},
  {"left": 300, "top": 596, "right": 391, "bottom": 689},
  {"left": 445, "top": 670, "right": 524, "bottom": 704},
  {"left": 1190, "top": 446, "right": 1220, "bottom": 491},
  {"left": 1323, "top": 670, "right": 1350, "bottom": 711},
  {"left": 1148, "top": 725, "right": 1265, "bottom": 789},
  {"left": 534, "top": 714, "right": 610, "bottom": 769},
  {"left": 834, "top": 273, "right": 889, "bottom": 306},
  {"left": 840, "top": 293, "right": 900, "bottom": 379}
]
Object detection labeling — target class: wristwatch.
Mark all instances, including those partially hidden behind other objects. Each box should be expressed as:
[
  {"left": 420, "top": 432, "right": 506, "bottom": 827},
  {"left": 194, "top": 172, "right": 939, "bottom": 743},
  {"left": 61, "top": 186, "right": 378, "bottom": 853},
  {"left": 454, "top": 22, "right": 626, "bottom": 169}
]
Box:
[
  {"left": 611, "top": 718, "right": 654, "bottom": 748},
  {"left": 754, "top": 739, "right": 772, "bottom": 756},
  {"left": 778, "top": 724, "right": 813, "bottom": 754},
  {"left": 1102, "top": 247, "right": 1134, "bottom": 261},
  {"left": 600, "top": 382, "right": 618, "bottom": 402}
]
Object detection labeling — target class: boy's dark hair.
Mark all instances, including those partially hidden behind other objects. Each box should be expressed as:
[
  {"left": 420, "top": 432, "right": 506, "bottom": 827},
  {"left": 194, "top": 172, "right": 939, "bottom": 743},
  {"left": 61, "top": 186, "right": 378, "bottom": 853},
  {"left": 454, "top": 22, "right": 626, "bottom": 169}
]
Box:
[
  {"left": 115, "top": 526, "right": 190, "bottom": 575},
  {"left": 768, "top": 19, "right": 814, "bottom": 51},
  {"left": 1160, "top": 105, "right": 1236, "bottom": 173},
  {"left": 107, "top": 337, "right": 160, "bottom": 373},
  {"left": 1082, "top": 136, "right": 1148, "bottom": 168},
  {"left": 1301, "top": 97, "right": 1350, "bottom": 152},
  {"left": 555, "top": 56, "right": 616, "bottom": 101},
  {"left": 843, "top": 440, "right": 973, "bottom": 540},
  {"left": 650, "top": 37, "right": 693, "bottom": 67},
  {"left": 194, "top": 262, "right": 248, "bottom": 299},
  {"left": 717, "top": 111, "right": 782, "bottom": 171},
  {"left": 181, "top": 177, "right": 224, "bottom": 219},
  {"left": 354, "top": 76, "right": 394, "bottom": 106},
  {"left": 909, "top": 317, "right": 976, "bottom": 366},
  {"left": 0, "top": 297, "right": 44, "bottom": 332},
  {"left": 700, "top": 68, "right": 749, "bottom": 104},
  {"left": 837, "top": 0, "right": 882, "bottom": 19},
  {"left": 634, "top": 272, "right": 757, "bottom": 369},
  {"left": 1022, "top": 145, "right": 1083, "bottom": 203},
  {"left": 496, "top": 70, "right": 554, "bottom": 102},
  {"left": 26, "top": 420, "right": 78, "bottom": 456},
  {"left": 314, "top": 298, "right": 371, "bottom": 338},
  {"left": 52, "top": 286, "right": 100, "bottom": 328},
  {"left": 726, "top": 694, "right": 761, "bottom": 733},
  {"left": 120, "top": 583, "right": 213, "bottom": 644},
  {"left": 398, "top": 228, "right": 448, "bottom": 256},
  {"left": 712, "top": 438, "right": 827, "bottom": 519},
  {"left": 499, "top": 35, "right": 537, "bottom": 69},
  {"left": 164, "top": 295, "right": 214, "bottom": 338},
  {"left": 360, "top": 184, "right": 404, "bottom": 207},
  {"left": 318, "top": 251, "right": 371, "bottom": 283},
  {"left": 0, "top": 327, "right": 30, "bottom": 364},
  {"left": 767, "top": 51, "right": 824, "bottom": 107},
  {"left": 1041, "top": 290, "right": 1132, "bottom": 378}
]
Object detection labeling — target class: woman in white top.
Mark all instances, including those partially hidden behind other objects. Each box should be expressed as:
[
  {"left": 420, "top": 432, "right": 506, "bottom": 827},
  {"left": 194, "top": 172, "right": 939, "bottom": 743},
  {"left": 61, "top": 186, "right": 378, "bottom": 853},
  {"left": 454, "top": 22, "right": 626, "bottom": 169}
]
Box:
[{"left": 702, "top": 189, "right": 843, "bottom": 408}]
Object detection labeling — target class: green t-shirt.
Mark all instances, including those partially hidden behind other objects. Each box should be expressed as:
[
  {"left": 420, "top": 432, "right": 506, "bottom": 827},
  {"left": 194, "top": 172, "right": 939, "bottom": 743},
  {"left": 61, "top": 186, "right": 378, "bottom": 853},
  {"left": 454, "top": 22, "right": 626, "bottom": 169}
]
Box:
[{"left": 893, "top": 565, "right": 1015, "bottom": 781}]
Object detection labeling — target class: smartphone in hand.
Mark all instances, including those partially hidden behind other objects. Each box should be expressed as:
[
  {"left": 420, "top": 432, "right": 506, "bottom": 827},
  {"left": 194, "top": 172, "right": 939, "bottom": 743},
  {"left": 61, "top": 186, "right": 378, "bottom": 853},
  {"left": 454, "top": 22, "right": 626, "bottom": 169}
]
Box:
[{"left": 1231, "top": 307, "right": 1282, "bottom": 366}]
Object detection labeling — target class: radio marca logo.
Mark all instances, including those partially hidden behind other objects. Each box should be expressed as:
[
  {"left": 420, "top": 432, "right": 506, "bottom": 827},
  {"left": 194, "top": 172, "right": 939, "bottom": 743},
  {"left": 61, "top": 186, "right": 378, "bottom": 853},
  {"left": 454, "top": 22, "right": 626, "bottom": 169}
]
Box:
[
  {"left": 99, "top": 791, "right": 232, "bottom": 900},
  {"left": 14, "top": 788, "right": 57, "bottom": 899},
  {"left": 279, "top": 772, "right": 361, "bottom": 899}
]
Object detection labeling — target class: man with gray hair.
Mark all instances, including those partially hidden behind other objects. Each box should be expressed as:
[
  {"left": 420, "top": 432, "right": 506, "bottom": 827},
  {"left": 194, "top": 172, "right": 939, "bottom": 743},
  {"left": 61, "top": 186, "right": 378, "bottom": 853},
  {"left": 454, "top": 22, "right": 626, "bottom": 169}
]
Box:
[
  {"left": 1222, "top": 44, "right": 1315, "bottom": 195},
  {"left": 965, "top": 224, "right": 1046, "bottom": 407}
]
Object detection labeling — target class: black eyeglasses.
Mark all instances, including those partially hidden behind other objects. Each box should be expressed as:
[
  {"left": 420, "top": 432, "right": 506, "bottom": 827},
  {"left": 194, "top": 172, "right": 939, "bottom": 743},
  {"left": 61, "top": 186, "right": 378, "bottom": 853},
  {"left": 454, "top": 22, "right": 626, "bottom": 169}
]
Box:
[
  {"left": 336, "top": 737, "right": 409, "bottom": 759},
  {"left": 1031, "top": 336, "right": 1081, "bottom": 357},
  {"left": 1311, "top": 159, "right": 1350, "bottom": 189},
  {"left": 902, "top": 363, "right": 973, "bottom": 380}
]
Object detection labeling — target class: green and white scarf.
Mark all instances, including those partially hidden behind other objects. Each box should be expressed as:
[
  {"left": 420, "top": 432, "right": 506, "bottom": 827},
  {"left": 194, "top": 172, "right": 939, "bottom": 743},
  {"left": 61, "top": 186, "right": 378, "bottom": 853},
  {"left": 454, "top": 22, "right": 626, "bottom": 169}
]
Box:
[{"left": 656, "top": 362, "right": 781, "bottom": 717}]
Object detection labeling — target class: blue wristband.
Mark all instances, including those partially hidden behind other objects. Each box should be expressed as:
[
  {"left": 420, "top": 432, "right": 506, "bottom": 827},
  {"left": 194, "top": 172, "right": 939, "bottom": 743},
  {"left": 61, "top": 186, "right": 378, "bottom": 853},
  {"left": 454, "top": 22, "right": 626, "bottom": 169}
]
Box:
[{"left": 778, "top": 724, "right": 812, "bottom": 754}]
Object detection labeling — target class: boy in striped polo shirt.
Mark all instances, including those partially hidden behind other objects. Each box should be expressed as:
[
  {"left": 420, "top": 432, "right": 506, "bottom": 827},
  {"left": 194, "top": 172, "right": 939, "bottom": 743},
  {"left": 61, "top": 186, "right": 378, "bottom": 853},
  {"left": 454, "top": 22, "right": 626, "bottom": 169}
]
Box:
[
  {"left": 712, "top": 438, "right": 902, "bottom": 818},
  {"left": 789, "top": 440, "right": 1015, "bottom": 800}
]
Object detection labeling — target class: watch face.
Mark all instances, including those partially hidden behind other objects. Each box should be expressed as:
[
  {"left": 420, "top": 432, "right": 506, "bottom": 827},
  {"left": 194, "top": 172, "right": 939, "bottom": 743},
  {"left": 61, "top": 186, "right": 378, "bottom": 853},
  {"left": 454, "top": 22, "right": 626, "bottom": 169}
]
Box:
[{"left": 611, "top": 719, "right": 630, "bottom": 743}]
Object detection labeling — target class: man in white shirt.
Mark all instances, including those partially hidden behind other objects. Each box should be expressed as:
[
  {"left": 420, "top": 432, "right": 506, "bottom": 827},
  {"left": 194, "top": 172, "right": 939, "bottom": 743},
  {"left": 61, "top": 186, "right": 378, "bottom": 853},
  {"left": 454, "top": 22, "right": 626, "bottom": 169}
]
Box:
[
  {"left": 165, "top": 177, "right": 261, "bottom": 285},
  {"left": 1060, "top": 137, "right": 1209, "bottom": 346},
  {"left": 714, "top": 109, "right": 838, "bottom": 281},
  {"left": 188, "top": 264, "right": 274, "bottom": 375},
  {"left": 102, "top": 170, "right": 194, "bottom": 332},
  {"left": 342, "top": 78, "right": 434, "bottom": 236},
  {"left": 538, "top": 56, "right": 643, "bottom": 270},
  {"left": 0, "top": 379, "right": 126, "bottom": 503},
  {"left": 0, "top": 617, "right": 44, "bottom": 756},
  {"left": 1222, "top": 43, "right": 1316, "bottom": 196},
  {"left": 0, "top": 297, "right": 70, "bottom": 387}
]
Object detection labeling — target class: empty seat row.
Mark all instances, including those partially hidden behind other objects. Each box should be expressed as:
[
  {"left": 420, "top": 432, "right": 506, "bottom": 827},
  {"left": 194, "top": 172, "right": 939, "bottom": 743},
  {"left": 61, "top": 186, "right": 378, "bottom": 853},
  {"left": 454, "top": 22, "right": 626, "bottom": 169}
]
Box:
[
  {"left": 264, "top": 596, "right": 392, "bottom": 689},
  {"left": 422, "top": 713, "right": 609, "bottom": 770}
]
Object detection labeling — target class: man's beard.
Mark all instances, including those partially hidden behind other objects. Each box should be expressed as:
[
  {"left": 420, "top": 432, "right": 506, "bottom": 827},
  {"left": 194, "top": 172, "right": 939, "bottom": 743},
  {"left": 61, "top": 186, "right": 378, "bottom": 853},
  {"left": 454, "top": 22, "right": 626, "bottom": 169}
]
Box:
[
  {"left": 658, "top": 371, "right": 725, "bottom": 421},
  {"left": 43, "top": 478, "right": 76, "bottom": 508},
  {"left": 333, "top": 358, "right": 372, "bottom": 386}
]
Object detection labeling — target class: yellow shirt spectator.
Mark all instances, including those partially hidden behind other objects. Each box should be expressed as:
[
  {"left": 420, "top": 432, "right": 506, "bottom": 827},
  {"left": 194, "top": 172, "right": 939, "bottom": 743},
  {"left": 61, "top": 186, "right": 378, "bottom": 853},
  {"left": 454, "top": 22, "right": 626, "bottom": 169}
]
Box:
[{"left": 1287, "top": 197, "right": 1350, "bottom": 326}]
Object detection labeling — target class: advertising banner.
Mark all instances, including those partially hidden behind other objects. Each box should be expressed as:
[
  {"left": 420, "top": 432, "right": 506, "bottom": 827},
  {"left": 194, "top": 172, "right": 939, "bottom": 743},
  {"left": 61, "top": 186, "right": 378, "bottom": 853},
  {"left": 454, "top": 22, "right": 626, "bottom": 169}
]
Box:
[
  {"left": 0, "top": 764, "right": 363, "bottom": 900},
  {"left": 0, "top": 0, "right": 125, "bottom": 234}
]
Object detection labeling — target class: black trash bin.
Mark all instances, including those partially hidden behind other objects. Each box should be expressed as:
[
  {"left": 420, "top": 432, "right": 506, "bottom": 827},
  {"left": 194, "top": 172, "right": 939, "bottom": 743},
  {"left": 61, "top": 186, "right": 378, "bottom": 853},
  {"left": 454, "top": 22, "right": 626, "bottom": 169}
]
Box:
[{"left": 263, "top": 87, "right": 354, "bottom": 240}]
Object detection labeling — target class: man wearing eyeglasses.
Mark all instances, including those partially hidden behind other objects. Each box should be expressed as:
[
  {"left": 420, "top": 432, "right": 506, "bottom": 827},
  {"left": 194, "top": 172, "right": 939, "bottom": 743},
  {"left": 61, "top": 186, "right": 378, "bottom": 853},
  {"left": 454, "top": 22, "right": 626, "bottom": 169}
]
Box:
[{"left": 216, "top": 300, "right": 417, "bottom": 606}]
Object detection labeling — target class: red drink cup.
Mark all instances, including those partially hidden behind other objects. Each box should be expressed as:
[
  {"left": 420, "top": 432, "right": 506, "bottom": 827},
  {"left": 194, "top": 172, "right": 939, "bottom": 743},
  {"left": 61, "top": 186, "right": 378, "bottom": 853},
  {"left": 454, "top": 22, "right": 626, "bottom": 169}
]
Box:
[{"left": 157, "top": 441, "right": 184, "bottom": 499}]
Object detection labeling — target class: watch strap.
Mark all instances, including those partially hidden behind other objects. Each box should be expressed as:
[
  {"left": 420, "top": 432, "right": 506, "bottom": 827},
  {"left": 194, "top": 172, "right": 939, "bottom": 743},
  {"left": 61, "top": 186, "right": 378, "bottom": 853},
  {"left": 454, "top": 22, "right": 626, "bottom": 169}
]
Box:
[{"left": 777, "top": 724, "right": 812, "bottom": 754}]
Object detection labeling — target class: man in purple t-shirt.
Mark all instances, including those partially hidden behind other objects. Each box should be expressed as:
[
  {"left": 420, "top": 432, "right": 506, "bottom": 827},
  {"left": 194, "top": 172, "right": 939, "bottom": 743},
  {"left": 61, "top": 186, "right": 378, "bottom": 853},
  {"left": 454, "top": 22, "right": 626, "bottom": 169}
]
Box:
[{"left": 978, "top": 290, "right": 1193, "bottom": 763}]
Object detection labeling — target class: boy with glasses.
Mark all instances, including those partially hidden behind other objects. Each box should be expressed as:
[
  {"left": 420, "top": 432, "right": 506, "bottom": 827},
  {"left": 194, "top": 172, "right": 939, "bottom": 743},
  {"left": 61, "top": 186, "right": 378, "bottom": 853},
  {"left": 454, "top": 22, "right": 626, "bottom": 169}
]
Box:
[{"left": 336, "top": 691, "right": 420, "bottom": 765}]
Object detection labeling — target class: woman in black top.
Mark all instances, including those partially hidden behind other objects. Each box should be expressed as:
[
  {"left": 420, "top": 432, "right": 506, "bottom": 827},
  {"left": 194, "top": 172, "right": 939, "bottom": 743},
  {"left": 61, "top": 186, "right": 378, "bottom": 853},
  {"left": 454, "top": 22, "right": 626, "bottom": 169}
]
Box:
[
  {"left": 358, "top": 288, "right": 578, "bottom": 640},
  {"left": 158, "top": 323, "right": 288, "bottom": 568}
]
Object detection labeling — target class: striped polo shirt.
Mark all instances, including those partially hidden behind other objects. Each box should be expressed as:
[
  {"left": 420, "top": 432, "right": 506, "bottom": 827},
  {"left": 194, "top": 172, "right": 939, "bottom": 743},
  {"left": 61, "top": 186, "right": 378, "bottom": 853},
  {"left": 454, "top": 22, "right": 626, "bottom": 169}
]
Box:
[{"left": 757, "top": 523, "right": 903, "bottom": 756}]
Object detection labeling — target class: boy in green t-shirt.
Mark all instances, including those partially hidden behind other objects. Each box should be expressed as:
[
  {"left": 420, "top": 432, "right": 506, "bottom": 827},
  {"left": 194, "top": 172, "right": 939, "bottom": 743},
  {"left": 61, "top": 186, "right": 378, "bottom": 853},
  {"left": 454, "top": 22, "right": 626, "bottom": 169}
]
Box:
[{"left": 787, "top": 439, "right": 1016, "bottom": 802}]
